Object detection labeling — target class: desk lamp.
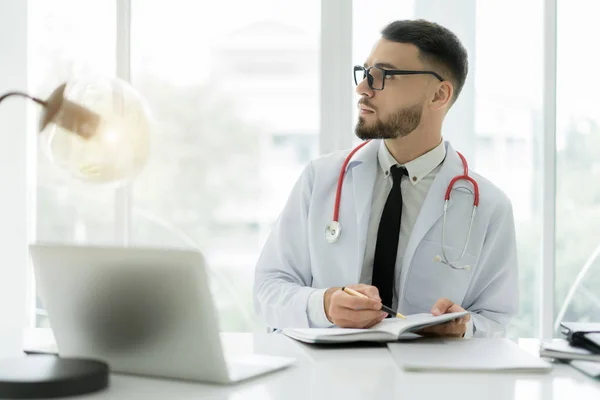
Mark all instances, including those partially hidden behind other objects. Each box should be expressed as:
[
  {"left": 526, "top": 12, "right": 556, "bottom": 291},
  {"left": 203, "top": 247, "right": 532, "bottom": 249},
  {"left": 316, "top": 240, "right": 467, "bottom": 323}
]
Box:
[{"left": 0, "top": 78, "right": 152, "bottom": 398}]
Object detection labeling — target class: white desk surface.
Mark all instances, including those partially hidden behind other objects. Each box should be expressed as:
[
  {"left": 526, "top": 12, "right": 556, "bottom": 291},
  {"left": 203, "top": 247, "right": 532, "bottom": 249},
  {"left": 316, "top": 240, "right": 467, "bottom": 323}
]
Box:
[{"left": 21, "top": 329, "right": 600, "bottom": 400}]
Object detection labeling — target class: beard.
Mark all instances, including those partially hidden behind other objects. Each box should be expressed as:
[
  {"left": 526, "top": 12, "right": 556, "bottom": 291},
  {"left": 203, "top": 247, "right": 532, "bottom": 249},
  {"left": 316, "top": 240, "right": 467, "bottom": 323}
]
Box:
[{"left": 355, "top": 103, "right": 422, "bottom": 140}]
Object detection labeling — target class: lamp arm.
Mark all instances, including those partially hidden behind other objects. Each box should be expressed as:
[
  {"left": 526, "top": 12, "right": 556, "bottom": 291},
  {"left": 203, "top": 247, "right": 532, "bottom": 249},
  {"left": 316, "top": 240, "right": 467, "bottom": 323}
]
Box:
[
  {"left": 2, "top": 87, "right": 101, "bottom": 139},
  {"left": 0, "top": 91, "right": 47, "bottom": 107}
]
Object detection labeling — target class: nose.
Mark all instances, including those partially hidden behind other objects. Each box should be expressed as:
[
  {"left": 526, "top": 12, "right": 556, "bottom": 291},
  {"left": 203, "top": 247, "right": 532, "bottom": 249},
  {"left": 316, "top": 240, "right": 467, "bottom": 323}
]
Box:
[{"left": 355, "top": 75, "right": 374, "bottom": 98}]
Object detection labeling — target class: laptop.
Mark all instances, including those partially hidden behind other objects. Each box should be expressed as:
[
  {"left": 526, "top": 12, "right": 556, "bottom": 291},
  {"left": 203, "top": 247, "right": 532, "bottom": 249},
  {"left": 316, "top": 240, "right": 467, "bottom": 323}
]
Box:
[{"left": 28, "top": 243, "right": 295, "bottom": 384}]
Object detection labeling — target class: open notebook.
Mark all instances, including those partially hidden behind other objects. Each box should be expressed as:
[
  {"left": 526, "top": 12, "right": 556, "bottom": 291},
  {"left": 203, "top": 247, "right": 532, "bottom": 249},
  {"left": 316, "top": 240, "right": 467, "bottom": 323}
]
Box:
[{"left": 282, "top": 311, "right": 468, "bottom": 344}]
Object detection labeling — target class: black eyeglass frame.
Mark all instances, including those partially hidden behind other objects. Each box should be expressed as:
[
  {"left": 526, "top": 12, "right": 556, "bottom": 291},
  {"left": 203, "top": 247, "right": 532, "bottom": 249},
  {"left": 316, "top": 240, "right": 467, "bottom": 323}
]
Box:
[{"left": 353, "top": 65, "right": 445, "bottom": 90}]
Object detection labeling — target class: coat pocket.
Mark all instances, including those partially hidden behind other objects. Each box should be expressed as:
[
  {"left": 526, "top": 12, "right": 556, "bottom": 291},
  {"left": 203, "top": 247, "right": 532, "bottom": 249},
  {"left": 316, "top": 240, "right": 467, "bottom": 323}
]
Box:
[{"left": 403, "top": 239, "right": 477, "bottom": 311}]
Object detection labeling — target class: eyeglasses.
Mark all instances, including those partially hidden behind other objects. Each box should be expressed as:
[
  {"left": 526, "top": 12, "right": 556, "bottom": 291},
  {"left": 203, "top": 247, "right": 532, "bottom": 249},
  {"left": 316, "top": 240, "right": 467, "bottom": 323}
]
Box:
[{"left": 353, "top": 65, "right": 444, "bottom": 91}]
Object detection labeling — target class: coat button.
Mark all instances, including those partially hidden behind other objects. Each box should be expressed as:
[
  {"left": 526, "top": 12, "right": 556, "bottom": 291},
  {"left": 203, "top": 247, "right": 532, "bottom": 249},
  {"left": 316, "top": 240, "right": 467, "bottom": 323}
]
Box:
[{"left": 412, "top": 176, "right": 417, "bottom": 182}]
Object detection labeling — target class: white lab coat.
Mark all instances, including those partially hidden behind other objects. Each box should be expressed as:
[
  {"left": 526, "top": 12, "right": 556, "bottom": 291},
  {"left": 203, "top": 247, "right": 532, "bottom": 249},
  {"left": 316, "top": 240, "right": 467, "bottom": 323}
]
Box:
[{"left": 253, "top": 140, "right": 519, "bottom": 337}]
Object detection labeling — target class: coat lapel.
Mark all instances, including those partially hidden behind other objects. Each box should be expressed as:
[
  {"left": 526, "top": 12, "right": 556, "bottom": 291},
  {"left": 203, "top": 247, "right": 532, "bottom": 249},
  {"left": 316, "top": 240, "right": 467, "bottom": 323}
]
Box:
[
  {"left": 347, "top": 140, "right": 379, "bottom": 279},
  {"left": 402, "top": 142, "right": 466, "bottom": 271}
]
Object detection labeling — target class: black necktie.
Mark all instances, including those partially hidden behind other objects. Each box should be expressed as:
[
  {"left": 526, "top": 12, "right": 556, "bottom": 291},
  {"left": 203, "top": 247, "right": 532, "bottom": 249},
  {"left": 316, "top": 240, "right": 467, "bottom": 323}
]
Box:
[{"left": 372, "top": 165, "right": 407, "bottom": 308}]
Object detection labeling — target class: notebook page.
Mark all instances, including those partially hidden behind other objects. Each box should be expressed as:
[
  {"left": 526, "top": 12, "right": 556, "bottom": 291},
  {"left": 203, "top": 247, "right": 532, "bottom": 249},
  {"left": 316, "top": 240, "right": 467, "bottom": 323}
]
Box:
[{"left": 372, "top": 312, "right": 469, "bottom": 337}]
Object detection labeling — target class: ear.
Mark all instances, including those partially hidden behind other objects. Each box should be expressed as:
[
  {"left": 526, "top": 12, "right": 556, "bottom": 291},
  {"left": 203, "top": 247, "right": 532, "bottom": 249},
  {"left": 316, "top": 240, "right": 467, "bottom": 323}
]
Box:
[{"left": 430, "top": 81, "right": 454, "bottom": 111}]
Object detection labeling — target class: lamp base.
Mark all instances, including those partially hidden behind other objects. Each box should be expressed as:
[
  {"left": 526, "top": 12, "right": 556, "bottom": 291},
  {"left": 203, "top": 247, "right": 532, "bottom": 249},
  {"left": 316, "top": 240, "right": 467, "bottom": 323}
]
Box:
[{"left": 0, "top": 355, "right": 108, "bottom": 398}]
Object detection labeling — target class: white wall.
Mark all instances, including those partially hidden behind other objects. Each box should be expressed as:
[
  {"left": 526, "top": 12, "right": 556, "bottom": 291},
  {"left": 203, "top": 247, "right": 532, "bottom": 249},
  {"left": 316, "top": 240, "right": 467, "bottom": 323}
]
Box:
[{"left": 0, "top": 0, "right": 29, "bottom": 357}]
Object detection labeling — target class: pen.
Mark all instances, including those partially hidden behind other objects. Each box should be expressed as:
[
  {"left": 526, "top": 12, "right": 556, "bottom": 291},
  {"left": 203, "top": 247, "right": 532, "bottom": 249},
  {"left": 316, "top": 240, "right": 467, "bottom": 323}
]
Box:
[{"left": 341, "top": 287, "right": 406, "bottom": 319}]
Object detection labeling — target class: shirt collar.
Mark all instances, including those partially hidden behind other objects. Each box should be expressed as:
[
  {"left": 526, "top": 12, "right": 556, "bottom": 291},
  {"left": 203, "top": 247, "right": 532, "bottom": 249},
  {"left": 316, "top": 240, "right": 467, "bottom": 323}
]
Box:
[{"left": 377, "top": 139, "right": 446, "bottom": 185}]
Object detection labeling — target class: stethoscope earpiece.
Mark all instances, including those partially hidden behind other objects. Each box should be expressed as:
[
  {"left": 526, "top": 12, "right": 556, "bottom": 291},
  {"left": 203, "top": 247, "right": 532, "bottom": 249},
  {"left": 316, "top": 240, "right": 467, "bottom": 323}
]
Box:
[{"left": 435, "top": 254, "right": 471, "bottom": 271}]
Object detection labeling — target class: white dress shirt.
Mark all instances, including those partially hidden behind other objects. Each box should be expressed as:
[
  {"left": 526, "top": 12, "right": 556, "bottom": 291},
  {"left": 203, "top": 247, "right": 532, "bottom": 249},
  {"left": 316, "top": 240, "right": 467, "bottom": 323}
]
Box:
[
  {"left": 359, "top": 139, "right": 446, "bottom": 310},
  {"left": 307, "top": 140, "right": 446, "bottom": 327}
]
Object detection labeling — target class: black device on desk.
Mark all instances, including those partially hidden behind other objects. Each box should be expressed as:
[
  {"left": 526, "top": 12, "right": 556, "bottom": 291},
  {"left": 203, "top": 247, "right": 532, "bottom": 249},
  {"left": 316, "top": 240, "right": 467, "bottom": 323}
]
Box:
[
  {"left": 569, "top": 332, "right": 600, "bottom": 354},
  {"left": 560, "top": 322, "right": 600, "bottom": 354}
]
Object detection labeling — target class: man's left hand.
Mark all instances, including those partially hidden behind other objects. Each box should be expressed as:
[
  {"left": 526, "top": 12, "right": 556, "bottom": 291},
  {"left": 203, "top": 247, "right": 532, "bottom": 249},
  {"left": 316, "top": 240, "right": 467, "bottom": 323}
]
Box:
[{"left": 417, "top": 298, "right": 471, "bottom": 338}]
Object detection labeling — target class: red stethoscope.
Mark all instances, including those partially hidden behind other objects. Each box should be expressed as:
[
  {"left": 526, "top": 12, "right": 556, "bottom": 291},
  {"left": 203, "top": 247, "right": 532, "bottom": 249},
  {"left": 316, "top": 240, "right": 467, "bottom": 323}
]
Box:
[{"left": 325, "top": 140, "right": 480, "bottom": 270}]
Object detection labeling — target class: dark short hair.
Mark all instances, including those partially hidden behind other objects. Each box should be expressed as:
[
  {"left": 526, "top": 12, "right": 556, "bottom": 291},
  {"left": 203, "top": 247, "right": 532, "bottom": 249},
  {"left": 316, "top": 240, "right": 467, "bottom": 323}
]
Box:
[{"left": 381, "top": 19, "right": 468, "bottom": 103}]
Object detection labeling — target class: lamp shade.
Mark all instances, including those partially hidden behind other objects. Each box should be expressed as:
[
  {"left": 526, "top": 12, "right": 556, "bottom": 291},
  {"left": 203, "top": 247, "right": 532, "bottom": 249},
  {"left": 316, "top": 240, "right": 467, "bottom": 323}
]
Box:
[{"left": 39, "top": 78, "right": 152, "bottom": 185}]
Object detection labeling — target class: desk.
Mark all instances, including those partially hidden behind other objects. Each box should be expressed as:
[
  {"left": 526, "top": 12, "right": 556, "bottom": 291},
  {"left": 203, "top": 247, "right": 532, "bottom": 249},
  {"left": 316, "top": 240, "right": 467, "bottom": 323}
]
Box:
[{"left": 22, "top": 329, "right": 600, "bottom": 400}]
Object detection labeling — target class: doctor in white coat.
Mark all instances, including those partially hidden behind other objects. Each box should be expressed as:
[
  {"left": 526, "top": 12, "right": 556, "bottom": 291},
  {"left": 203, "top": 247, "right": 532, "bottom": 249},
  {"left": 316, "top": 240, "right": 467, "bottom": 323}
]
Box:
[{"left": 254, "top": 19, "right": 518, "bottom": 338}]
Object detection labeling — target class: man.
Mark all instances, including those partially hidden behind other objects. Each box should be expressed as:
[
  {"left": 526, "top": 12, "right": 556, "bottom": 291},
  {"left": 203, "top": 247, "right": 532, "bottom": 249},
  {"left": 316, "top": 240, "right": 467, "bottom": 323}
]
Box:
[{"left": 253, "top": 19, "right": 518, "bottom": 337}]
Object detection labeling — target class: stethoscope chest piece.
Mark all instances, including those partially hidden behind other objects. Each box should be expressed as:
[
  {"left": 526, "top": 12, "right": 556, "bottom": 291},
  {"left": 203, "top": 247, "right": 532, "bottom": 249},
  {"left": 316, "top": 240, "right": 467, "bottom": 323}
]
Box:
[{"left": 325, "top": 221, "right": 341, "bottom": 243}]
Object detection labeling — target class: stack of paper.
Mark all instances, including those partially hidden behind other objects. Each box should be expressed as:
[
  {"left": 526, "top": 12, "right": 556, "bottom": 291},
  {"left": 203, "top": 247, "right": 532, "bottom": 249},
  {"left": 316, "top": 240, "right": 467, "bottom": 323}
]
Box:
[
  {"left": 539, "top": 339, "right": 600, "bottom": 362},
  {"left": 388, "top": 338, "right": 553, "bottom": 372},
  {"left": 570, "top": 360, "right": 600, "bottom": 378},
  {"left": 560, "top": 322, "right": 600, "bottom": 337}
]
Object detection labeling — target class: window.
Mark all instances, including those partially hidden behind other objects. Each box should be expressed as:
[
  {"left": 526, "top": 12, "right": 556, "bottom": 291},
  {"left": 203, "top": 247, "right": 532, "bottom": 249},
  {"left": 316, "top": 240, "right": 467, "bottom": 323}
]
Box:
[
  {"left": 353, "top": 0, "right": 544, "bottom": 338},
  {"left": 28, "top": 0, "right": 117, "bottom": 327},
  {"left": 554, "top": 0, "right": 600, "bottom": 330},
  {"left": 20, "top": 0, "right": 583, "bottom": 338},
  {"left": 129, "top": 0, "right": 320, "bottom": 331}
]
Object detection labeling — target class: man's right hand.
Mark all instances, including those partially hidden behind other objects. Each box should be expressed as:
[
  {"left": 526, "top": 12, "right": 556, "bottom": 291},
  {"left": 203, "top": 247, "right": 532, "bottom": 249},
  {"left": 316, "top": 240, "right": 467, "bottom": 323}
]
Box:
[{"left": 324, "top": 284, "right": 388, "bottom": 328}]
